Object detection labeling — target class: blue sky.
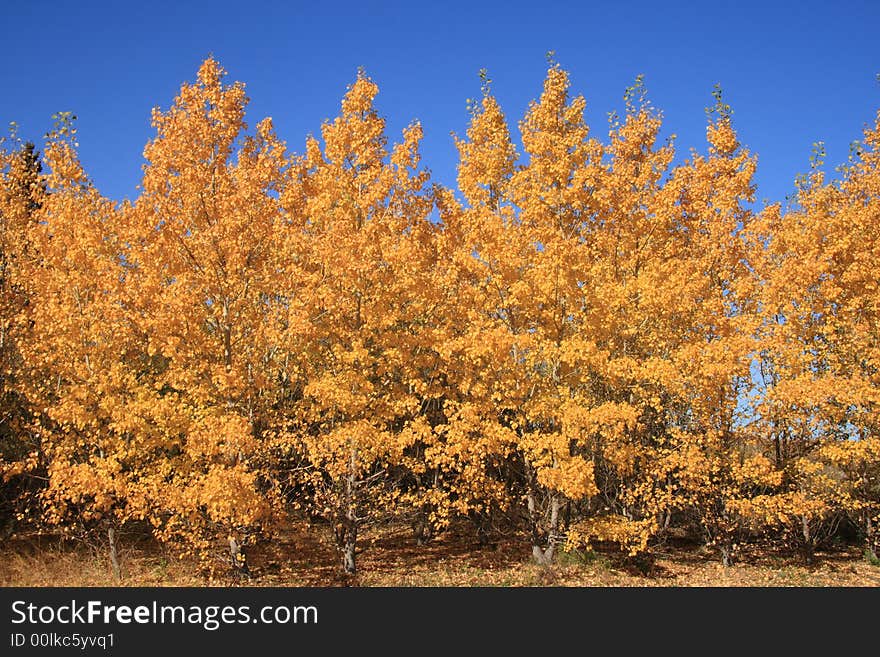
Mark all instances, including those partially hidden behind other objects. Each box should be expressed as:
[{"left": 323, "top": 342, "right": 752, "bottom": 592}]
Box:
[{"left": 2, "top": 0, "right": 878, "bottom": 207}]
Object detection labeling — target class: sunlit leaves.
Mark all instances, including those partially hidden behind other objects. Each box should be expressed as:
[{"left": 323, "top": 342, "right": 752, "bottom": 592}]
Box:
[{"left": 2, "top": 57, "right": 877, "bottom": 572}]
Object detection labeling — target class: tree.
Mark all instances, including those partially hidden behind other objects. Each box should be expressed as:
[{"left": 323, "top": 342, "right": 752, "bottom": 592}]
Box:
[
  {"left": 563, "top": 76, "right": 679, "bottom": 559},
  {"left": 431, "top": 74, "right": 524, "bottom": 547},
  {"left": 281, "top": 70, "right": 434, "bottom": 573},
  {"left": 752, "top": 107, "right": 880, "bottom": 562},
  {"left": 19, "top": 114, "right": 140, "bottom": 578},
  {"left": 0, "top": 133, "right": 44, "bottom": 538},
  {"left": 653, "top": 88, "right": 774, "bottom": 565},
  {"left": 126, "top": 58, "right": 288, "bottom": 571},
  {"left": 503, "top": 62, "right": 604, "bottom": 563}
]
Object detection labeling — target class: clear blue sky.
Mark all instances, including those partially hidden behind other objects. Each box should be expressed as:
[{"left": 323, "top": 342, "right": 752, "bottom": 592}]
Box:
[{"left": 2, "top": 0, "right": 878, "bottom": 208}]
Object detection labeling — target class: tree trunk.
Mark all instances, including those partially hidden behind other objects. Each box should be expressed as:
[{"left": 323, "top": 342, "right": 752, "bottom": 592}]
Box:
[
  {"left": 412, "top": 510, "right": 432, "bottom": 546},
  {"left": 801, "top": 515, "right": 815, "bottom": 565},
  {"left": 228, "top": 535, "right": 250, "bottom": 576},
  {"left": 546, "top": 495, "right": 560, "bottom": 562},
  {"left": 866, "top": 513, "right": 878, "bottom": 562},
  {"left": 343, "top": 522, "right": 357, "bottom": 574},
  {"left": 719, "top": 542, "right": 732, "bottom": 567},
  {"left": 526, "top": 479, "right": 541, "bottom": 562},
  {"left": 107, "top": 526, "right": 121, "bottom": 581},
  {"left": 528, "top": 485, "right": 560, "bottom": 566},
  {"left": 341, "top": 444, "right": 358, "bottom": 575}
]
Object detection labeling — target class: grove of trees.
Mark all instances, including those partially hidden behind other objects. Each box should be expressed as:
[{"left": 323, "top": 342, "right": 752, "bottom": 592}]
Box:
[{"left": 1, "top": 58, "right": 878, "bottom": 576}]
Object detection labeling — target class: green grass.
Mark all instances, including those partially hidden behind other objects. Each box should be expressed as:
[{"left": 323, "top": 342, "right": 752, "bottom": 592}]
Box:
[{"left": 558, "top": 547, "right": 612, "bottom": 570}]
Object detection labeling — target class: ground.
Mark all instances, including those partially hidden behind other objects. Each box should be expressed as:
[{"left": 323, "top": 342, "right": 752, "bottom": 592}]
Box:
[{"left": 2, "top": 522, "right": 878, "bottom": 587}]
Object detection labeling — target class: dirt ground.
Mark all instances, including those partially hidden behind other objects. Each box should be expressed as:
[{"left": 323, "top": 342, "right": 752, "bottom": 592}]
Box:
[{"left": 2, "top": 522, "right": 878, "bottom": 587}]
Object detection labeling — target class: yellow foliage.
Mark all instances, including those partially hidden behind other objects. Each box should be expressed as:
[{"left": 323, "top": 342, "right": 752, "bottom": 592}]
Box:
[{"left": 2, "top": 58, "right": 878, "bottom": 571}]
